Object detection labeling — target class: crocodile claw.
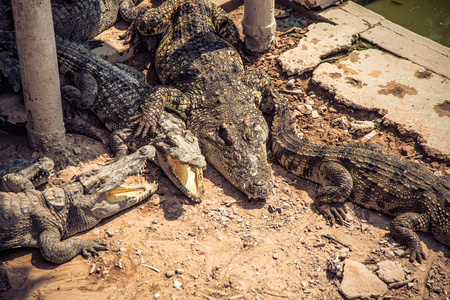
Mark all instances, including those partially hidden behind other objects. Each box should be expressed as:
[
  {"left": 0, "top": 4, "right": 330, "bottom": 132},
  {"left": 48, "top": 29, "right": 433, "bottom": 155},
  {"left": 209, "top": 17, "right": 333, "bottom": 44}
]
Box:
[
  {"left": 129, "top": 99, "right": 164, "bottom": 138},
  {"left": 316, "top": 202, "right": 348, "bottom": 226},
  {"left": 407, "top": 246, "right": 426, "bottom": 263},
  {"left": 81, "top": 241, "right": 108, "bottom": 258}
]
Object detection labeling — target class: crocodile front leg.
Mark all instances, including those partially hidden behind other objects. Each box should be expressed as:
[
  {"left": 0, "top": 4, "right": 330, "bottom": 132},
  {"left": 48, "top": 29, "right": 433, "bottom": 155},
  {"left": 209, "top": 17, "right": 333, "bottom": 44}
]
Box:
[
  {"left": 313, "top": 160, "right": 353, "bottom": 225},
  {"left": 128, "top": 86, "right": 180, "bottom": 138},
  {"left": 39, "top": 227, "right": 107, "bottom": 264}
]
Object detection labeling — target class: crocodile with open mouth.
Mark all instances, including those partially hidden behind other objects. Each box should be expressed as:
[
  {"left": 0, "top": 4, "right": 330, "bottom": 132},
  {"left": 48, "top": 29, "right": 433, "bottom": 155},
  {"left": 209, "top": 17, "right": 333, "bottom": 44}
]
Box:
[
  {"left": 122, "top": 0, "right": 275, "bottom": 199},
  {"left": 0, "top": 145, "right": 158, "bottom": 264}
]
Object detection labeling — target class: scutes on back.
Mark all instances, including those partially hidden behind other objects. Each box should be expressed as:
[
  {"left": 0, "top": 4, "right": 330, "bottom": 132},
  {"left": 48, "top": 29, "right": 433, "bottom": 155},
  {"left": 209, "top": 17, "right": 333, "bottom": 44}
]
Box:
[{"left": 130, "top": 0, "right": 273, "bottom": 198}]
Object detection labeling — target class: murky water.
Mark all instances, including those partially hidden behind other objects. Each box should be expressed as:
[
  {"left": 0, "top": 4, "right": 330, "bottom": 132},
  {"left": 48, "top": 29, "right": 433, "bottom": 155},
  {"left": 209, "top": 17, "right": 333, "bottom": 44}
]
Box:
[{"left": 365, "top": 0, "right": 450, "bottom": 47}]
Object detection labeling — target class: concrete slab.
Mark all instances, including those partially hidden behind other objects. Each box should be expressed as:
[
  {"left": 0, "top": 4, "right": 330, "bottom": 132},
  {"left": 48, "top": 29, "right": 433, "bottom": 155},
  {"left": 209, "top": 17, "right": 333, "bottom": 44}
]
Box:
[
  {"left": 312, "top": 49, "right": 450, "bottom": 157},
  {"left": 278, "top": 22, "right": 357, "bottom": 75},
  {"left": 319, "top": 1, "right": 450, "bottom": 79},
  {"left": 293, "top": 0, "right": 339, "bottom": 9},
  {"left": 361, "top": 23, "right": 450, "bottom": 79}
]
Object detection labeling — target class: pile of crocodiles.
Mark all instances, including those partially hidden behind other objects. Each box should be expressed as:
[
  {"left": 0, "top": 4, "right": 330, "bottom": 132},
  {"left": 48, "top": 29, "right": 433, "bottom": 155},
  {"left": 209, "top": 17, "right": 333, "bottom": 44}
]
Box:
[{"left": 0, "top": 0, "right": 448, "bottom": 265}]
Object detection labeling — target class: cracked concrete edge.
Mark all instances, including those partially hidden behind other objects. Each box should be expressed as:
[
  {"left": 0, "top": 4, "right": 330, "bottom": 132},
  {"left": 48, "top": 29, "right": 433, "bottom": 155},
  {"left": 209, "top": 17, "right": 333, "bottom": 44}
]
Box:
[{"left": 319, "top": 1, "right": 450, "bottom": 79}]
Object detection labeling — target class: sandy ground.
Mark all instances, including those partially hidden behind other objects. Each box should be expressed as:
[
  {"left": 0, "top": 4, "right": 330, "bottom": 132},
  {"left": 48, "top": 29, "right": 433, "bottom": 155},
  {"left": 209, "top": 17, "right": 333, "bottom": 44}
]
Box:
[{"left": 1, "top": 3, "right": 449, "bottom": 300}]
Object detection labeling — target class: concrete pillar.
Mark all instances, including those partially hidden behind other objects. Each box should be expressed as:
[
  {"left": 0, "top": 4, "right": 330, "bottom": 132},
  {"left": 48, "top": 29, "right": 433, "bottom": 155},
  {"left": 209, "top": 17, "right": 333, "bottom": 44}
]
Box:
[
  {"left": 242, "top": 0, "right": 276, "bottom": 52},
  {"left": 11, "top": 0, "right": 65, "bottom": 151}
]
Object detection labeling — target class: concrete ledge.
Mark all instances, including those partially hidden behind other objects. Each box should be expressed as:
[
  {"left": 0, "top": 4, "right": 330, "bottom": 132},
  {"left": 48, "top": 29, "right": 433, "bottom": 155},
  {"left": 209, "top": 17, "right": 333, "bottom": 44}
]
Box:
[
  {"left": 319, "top": 1, "right": 450, "bottom": 79},
  {"left": 312, "top": 49, "right": 450, "bottom": 157}
]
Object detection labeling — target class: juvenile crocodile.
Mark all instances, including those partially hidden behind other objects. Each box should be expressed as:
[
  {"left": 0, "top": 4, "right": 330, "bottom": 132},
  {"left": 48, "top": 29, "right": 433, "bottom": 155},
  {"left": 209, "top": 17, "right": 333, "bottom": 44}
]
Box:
[
  {"left": 272, "top": 100, "right": 450, "bottom": 262},
  {"left": 0, "top": 145, "right": 158, "bottom": 264},
  {"left": 123, "top": 0, "right": 274, "bottom": 198}
]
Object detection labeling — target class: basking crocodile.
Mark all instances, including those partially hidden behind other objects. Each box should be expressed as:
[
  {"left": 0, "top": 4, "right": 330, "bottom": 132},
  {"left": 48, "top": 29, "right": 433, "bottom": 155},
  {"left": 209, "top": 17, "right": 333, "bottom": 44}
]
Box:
[
  {"left": 0, "top": 156, "right": 54, "bottom": 192},
  {"left": 0, "top": 145, "right": 158, "bottom": 264},
  {"left": 0, "top": 0, "right": 140, "bottom": 91},
  {"left": 123, "top": 0, "right": 273, "bottom": 198},
  {"left": 0, "top": 30, "right": 206, "bottom": 201},
  {"left": 272, "top": 100, "right": 450, "bottom": 262},
  {"left": 0, "top": 0, "right": 140, "bottom": 41}
]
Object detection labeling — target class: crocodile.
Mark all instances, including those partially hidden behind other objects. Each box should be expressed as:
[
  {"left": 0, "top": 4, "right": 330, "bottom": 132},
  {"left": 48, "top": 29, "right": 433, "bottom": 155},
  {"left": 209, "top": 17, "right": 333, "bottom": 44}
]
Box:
[
  {"left": 0, "top": 0, "right": 140, "bottom": 91},
  {"left": 0, "top": 0, "right": 140, "bottom": 41},
  {"left": 272, "top": 100, "right": 450, "bottom": 262},
  {"left": 0, "top": 156, "right": 54, "bottom": 192},
  {"left": 0, "top": 145, "right": 158, "bottom": 264},
  {"left": 122, "top": 0, "right": 274, "bottom": 198},
  {"left": 0, "top": 30, "right": 206, "bottom": 201}
]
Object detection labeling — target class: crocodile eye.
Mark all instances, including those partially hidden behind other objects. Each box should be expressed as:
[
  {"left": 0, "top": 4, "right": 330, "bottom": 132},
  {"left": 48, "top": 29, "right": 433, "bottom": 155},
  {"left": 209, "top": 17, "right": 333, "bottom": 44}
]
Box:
[{"left": 218, "top": 123, "right": 236, "bottom": 146}]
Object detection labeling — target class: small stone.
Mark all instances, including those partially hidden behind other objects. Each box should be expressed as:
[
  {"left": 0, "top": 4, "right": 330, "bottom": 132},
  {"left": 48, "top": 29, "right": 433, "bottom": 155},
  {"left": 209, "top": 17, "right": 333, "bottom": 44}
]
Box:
[
  {"left": 73, "top": 147, "right": 82, "bottom": 155},
  {"left": 105, "top": 229, "right": 115, "bottom": 237},
  {"left": 53, "top": 178, "right": 64, "bottom": 185},
  {"left": 340, "top": 260, "right": 387, "bottom": 299},
  {"left": 298, "top": 104, "right": 312, "bottom": 115},
  {"left": 175, "top": 268, "right": 185, "bottom": 275},
  {"left": 377, "top": 261, "right": 405, "bottom": 283},
  {"left": 317, "top": 105, "right": 327, "bottom": 114},
  {"left": 268, "top": 205, "right": 276, "bottom": 213},
  {"left": 401, "top": 146, "right": 415, "bottom": 156},
  {"left": 407, "top": 282, "right": 414, "bottom": 289},
  {"left": 301, "top": 281, "right": 308, "bottom": 287},
  {"left": 89, "top": 263, "right": 96, "bottom": 275},
  {"left": 102, "top": 269, "right": 110, "bottom": 276},
  {"left": 173, "top": 280, "right": 182, "bottom": 289},
  {"left": 360, "top": 130, "right": 377, "bottom": 142},
  {"left": 273, "top": 253, "right": 279, "bottom": 259},
  {"left": 311, "top": 110, "right": 320, "bottom": 119},
  {"left": 286, "top": 78, "right": 296, "bottom": 88},
  {"left": 385, "top": 250, "right": 395, "bottom": 259},
  {"left": 394, "top": 249, "right": 405, "bottom": 257},
  {"left": 166, "top": 270, "right": 175, "bottom": 278}
]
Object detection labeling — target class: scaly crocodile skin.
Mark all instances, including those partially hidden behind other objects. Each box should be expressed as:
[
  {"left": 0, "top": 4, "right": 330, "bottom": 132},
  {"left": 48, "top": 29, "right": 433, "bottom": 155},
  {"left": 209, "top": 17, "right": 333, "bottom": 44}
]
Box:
[
  {"left": 0, "top": 146, "right": 157, "bottom": 264},
  {"left": 126, "top": 0, "right": 275, "bottom": 198},
  {"left": 272, "top": 100, "right": 450, "bottom": 263}
]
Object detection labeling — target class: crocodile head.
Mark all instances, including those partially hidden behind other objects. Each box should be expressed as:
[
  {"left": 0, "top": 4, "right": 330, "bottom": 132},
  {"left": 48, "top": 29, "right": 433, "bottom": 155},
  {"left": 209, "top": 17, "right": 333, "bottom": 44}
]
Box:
[
  {"left": 153, "top": 112, "right": 206, "bottom": 202},
  {"left": 74, "top": 145, "right": 158, "bottom": 219},
  {"left": 190, "top": 104, "right": 272, "bottom": 199}
]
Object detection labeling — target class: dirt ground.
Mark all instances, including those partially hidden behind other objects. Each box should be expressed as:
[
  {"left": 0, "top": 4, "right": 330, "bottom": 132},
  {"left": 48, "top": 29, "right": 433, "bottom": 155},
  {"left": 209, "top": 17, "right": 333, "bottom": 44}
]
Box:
[{"left": 1, "top": 3, "right": 449, "bottom": 300}]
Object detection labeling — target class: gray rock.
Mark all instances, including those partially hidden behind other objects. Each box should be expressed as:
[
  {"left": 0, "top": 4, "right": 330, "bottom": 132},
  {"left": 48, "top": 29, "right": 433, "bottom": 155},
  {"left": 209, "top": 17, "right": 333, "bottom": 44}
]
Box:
[
  {"left": 377, "top": 261, "right": 405, "bottom": 284},
  {"left": 340, "top": 259, "right": 387, "bottom": 299}
]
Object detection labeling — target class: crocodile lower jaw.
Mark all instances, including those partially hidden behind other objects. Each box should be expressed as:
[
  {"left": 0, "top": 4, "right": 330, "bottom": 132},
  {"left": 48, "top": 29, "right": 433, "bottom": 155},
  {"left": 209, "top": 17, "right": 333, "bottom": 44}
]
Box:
[{"left": 157, "top": 153, "right": 204, "bottom": 202}]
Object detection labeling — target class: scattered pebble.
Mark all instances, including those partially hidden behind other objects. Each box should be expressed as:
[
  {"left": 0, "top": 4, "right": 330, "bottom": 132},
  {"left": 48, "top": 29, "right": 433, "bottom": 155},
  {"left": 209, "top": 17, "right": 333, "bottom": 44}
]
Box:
[
  {"left": 175, "top": 268, "right": 185, "bottom": 275},
  {"left": 273, "top": 252, "right": 279, "bottom": 259},
  {"left": 173, "top": 280, "right": 182, "bottom": 289},
  {"left": 166, "top": 271, "right": 175, "bottom": 278}
]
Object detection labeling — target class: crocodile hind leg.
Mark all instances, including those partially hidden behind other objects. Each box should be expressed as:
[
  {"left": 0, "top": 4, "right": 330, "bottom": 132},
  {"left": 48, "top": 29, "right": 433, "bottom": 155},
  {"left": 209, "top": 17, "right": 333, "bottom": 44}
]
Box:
[
  {"left": 314, "top": 160, "right": 353, "bottom": 225},
  {"left": 61, "top": 71, "right": 98, "bottom": 110},
  {"left": 390, "top": 212, "right": 430, "bottom": 263},
  {"left": 39, "top": 227, "right": 107, "bottom": 264}
]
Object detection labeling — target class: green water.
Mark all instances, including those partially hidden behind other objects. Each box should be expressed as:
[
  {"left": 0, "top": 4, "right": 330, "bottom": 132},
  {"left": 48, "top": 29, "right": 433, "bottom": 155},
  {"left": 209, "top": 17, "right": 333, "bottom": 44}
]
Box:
[{"left": 365, "top": 0, "right": 450, "bottom": 47}]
